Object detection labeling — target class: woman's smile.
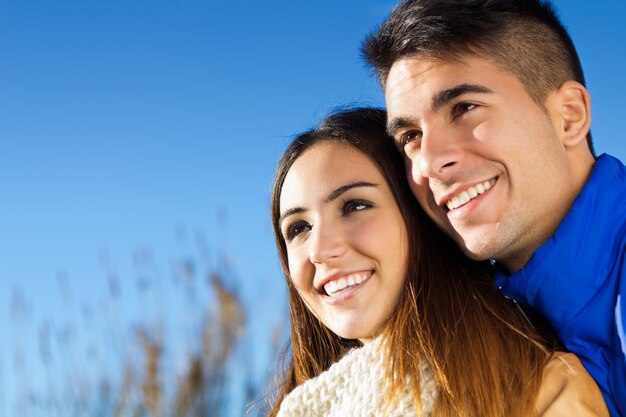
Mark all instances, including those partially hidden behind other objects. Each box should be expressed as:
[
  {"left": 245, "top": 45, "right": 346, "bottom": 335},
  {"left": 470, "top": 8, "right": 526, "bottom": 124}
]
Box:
[{"left": 321, "top": 270, "right": 373, "bottom": 297}]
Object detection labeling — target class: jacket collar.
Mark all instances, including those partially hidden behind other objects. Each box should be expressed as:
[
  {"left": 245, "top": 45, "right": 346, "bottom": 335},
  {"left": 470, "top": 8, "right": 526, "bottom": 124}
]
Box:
[{"left": 494, "top": 154, "right": 626, "bottom": 330}]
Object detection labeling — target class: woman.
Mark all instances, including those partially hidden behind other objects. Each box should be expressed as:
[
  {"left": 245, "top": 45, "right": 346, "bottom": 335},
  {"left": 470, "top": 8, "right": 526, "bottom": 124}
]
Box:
[{"left": 268, "top": 107, "right": 607, "bottom": 416}]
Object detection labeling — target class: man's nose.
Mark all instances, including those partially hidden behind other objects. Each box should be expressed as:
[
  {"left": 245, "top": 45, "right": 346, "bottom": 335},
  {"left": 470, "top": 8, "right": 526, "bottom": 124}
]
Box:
[{"left": 414, "top": 125, "right": 463, "bottom": 180}]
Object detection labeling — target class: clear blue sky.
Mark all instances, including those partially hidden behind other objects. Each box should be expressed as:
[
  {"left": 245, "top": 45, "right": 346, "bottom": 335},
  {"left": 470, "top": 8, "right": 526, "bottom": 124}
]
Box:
[{"left": 1, "top": 1, "right": 625, "bottom": 415}]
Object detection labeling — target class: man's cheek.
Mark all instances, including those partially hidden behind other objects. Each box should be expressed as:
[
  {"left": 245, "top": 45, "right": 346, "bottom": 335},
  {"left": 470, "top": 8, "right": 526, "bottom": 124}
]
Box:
[
  {"left": 407, "top": 177, "right": 425, "bottom": 202},
  {"left": 405, "top": 168, "right": 430, "bottom": 203},
  {"left": 405, "top": 157, "right": 423, "bottom": 191},
  {"left": 410, "top": 181, "right": 438, "bottom": 219}
]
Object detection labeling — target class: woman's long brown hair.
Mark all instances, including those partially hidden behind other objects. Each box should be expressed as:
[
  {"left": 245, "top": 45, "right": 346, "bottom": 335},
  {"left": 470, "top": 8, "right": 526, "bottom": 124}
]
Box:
[{"left": 268, "top": 107, "right": 556, "bottom": 417}]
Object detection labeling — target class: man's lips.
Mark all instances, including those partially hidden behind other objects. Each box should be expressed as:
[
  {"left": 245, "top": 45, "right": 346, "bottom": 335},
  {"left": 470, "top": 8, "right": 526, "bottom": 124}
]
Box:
[
  {"left": 318, "top": 271, "right": 373, "bottom": 296},
  {"left": 441, "top": 178, "right": 497, "bottom": 211}
]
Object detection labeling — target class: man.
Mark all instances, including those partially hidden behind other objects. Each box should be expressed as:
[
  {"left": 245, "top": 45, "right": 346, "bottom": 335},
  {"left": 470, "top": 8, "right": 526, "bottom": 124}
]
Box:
[{"left": 362, "top": 0, "right": 625, "bottom": 415}]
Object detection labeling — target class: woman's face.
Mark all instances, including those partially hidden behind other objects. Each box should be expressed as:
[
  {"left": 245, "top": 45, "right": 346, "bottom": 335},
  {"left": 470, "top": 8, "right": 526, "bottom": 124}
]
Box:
[{"left": 279, "top": 141, "right": 408, "bottom": 343}]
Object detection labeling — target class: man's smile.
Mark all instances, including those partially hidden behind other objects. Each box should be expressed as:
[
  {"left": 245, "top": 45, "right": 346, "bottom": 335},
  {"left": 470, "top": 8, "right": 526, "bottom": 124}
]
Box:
[{"left": 444, "top": 178, "right": 497, "bottom": 211}]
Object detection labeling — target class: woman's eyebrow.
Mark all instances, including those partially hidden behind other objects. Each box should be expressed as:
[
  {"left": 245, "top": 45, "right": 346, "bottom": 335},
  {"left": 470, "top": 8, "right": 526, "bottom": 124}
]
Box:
[
  {"left": 278, "top": 207, "right": 307, "bottom": 227},
  {"left": 279, "top": 181, "right": 378, "bottom": 226},
  {"left": 327, "top": 181, "right": 378, "bottom": 202}
]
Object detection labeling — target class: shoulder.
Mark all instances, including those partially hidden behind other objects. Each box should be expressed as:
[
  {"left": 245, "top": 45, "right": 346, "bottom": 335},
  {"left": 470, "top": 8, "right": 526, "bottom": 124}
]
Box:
[
  {"left": 536, "top": 352, "right": 609, "bottom": 417},
  {"left": 276, "top": 339, "right": 438, "bottom": 417}
]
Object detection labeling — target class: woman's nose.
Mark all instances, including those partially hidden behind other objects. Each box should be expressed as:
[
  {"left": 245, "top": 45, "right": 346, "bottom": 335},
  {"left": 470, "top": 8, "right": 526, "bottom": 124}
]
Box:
[{"left": 308, "top": 221, "right": 347, "bottom": 265}]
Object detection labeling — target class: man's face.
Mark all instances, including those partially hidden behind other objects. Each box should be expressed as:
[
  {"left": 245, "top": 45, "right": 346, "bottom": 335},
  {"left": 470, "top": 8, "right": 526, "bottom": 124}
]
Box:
[{"left": 385, "top": 56, "right": 573, "bottom": 271}]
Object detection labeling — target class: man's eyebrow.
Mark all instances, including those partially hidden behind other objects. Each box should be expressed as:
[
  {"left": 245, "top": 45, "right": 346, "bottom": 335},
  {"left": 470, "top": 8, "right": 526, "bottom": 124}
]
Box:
[
  {"left": 387, "top": 117, "right": 415, "bottom": 138},
  {"left": 278, "top": 181, "right": 378, "bottom": 226},
  {"left": 327, "top": 181, "right": 378, "bottom": 202},
  {"left": 386, "top": 84, "right": 492, "bottom": 137},
  {"left": 432, "top": 83, "right": 493, "bottom": 112}
]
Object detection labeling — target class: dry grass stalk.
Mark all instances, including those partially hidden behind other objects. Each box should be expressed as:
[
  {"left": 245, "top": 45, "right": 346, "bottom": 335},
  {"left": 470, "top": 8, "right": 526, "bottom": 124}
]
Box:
[
  {"left": 138, "top": 329, "right": 163, "bottom": 417},
  {"left": 114, "top": 362, "right": 134, "bottom": 417},
  {"left": 8, "top": 235, "right": 274, "bottom": 417}
]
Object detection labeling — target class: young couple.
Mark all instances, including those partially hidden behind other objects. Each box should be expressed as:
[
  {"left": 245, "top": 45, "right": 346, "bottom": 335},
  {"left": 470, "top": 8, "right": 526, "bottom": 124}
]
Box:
[{"left": 267, "top": 0, "right": 626, "bottom": 416}]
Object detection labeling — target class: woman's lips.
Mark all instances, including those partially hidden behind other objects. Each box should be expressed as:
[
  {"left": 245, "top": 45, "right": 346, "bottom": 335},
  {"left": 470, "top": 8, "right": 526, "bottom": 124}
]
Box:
[{"left": 323, "top": 271, "right": 372, "bottom": 296}]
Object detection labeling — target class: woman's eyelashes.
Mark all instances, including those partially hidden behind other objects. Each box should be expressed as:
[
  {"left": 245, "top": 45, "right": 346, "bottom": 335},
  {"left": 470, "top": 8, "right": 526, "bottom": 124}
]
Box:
[
  {"left": 283, "top": 199, "right": 374, "bottom": 242},
  {"left": 451, "top": 101, "right": 477, "bottom": 119},
  {"left": 285, "top": 220, "right": 311, "bottom": 242},
  {"left": 341, "top": 199, "right": 373, "bottom": 215}
]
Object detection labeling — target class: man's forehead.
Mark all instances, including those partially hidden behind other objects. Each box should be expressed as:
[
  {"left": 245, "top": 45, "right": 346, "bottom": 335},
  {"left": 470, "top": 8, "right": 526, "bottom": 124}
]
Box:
[
  {"left": 386, "top": 57, "right": 459, "bottom": 98},
  {"left": 385, "top": 55, "right": 506, "bottom": 101},
  {"left": 385, "top": 56, "right": 454, "bottom": 116},
  {"left": 386, "top": 57, "right": 439, "bottom": 88}
]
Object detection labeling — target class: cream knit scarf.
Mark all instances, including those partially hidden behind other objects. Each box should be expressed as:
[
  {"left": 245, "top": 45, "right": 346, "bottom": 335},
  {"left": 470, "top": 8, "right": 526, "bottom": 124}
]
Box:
[{"left": 277, "top": 337, "right": 438, "bottom": 417}]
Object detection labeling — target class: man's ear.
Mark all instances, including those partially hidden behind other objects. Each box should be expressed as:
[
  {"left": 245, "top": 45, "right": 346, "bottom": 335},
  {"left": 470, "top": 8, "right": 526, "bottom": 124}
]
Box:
[{"left": 550, "top": 80, "right": 591, "bottom": 147}]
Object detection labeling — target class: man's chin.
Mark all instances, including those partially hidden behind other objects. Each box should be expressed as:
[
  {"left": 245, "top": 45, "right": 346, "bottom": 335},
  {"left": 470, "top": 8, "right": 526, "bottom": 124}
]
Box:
[
  {"left": 452, "top": 233, "right": 497, "bottom": 262},
  {"left": 459, "top": 245, "right": 492, "bottom": 261}
]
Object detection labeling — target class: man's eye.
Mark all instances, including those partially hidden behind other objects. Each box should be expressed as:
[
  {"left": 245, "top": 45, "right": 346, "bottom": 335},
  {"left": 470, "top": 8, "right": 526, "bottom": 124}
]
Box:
[
  {"left": 452, "top": 102, "right": 477, "bottom": 118},
  {"left": 342, "top": 199, "right": 372, "bottom": 215},
  {"left": 395, "top": 130, "right": 422, "bottom": 154},
  {"left": 396, "top": 130, "right": 422, "bottom": 152},
  {"left": 400, "top": 130, "right": 421, "bottom": 146},
  {"left": 285, "top": 221, "right": 311, "bottom": 241}
]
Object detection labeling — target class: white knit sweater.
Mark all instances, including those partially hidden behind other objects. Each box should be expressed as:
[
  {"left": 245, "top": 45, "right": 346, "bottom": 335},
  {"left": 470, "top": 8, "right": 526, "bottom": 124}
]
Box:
[{"left": 277, "top": 337, "right": 438, "bottom": 417}]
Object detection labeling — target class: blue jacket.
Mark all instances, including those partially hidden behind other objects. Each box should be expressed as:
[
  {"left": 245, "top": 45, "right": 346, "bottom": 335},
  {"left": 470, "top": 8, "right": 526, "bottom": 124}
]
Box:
[{"left": 494, "top": 154, "right": 626, "bottom": 417}]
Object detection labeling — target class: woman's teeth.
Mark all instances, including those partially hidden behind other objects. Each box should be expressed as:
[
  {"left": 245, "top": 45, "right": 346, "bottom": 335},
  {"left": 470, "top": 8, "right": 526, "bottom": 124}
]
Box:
[
  {"left": 324, "top": 273, "right": 369, "bottom": 296},
  {"left": 446, "top": 178, "right": 496, "bottom": 210}
]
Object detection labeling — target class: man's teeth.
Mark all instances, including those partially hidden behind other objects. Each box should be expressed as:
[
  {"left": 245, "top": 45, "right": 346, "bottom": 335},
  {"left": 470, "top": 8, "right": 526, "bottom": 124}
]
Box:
[
  {"left": 446, "top": 179, "right": 496, "bottom": 210},
  {"left": 324, "top": 273, "right": 369, "bottom": 296}
]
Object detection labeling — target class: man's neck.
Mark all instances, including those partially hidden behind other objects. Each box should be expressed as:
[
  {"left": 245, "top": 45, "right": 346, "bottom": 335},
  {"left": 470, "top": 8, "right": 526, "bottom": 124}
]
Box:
[{"left": 501, "top": 150, "right": 596, "bottom": 274}]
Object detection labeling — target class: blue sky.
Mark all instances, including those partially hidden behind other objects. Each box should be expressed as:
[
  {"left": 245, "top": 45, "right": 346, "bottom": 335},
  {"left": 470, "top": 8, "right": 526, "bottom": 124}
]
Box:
[{"left": 1, "top": 0, "right": 625, "bottom": 415}]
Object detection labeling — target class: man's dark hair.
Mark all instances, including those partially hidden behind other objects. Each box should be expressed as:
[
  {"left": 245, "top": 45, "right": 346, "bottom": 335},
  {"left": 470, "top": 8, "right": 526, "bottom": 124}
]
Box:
[
  {"left": 362, "top": 0, "right": 585, "bottom": 99},
  {"left": 361, "top": 0, "right": 593, "bottom": 149}
]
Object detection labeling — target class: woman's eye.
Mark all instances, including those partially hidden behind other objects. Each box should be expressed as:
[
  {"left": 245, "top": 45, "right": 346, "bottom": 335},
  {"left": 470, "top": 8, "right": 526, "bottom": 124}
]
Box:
[
  {"left": 342, "top": 200, "right": 372, "bottom": 215},
  {"left": 285, "top": 221, "right": 311, "bottom": 241},
  {"left": 452, "top": 102, "right": 477, "bottom": 118}
]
